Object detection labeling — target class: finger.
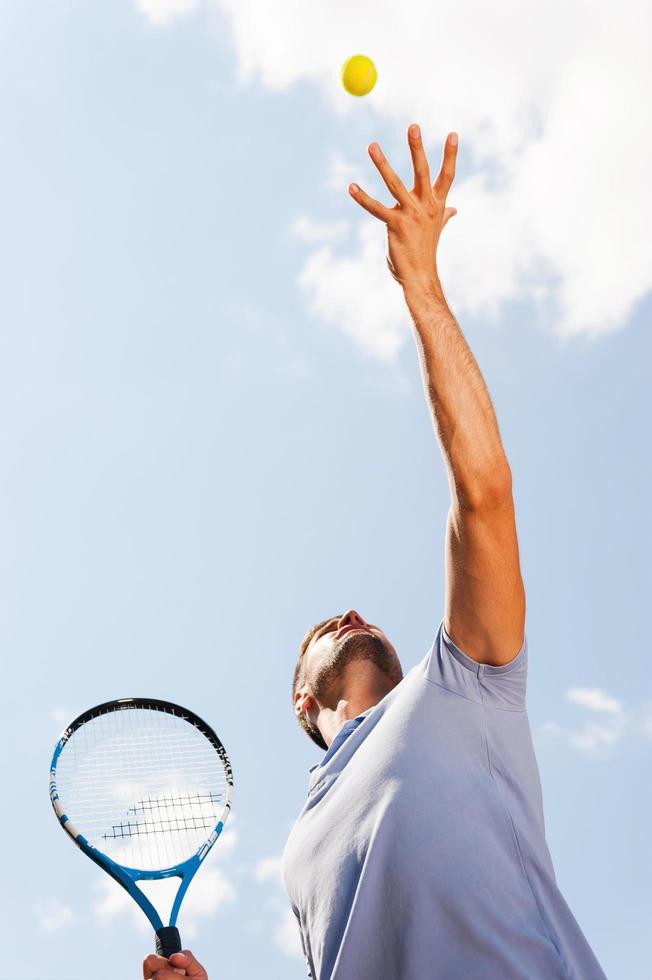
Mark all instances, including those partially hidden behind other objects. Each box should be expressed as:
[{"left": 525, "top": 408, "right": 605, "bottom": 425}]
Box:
[
  {"left": 149, "top": 970, "right": 186, "bottom": 979},
  {"left": 348, "top": 182, "right": 395, "bottom": 223},
  {"left": 172, "top": 950, "right": 208, "bottom": 979},
  {"left": 407, "top": 124, "right": 431, "bottom": 197},
  {"left": 442, "top": 206, "right": 457, "bottom": 229},
  {"left": 144, "top": 954, "right": 172, "bottom": 979},
  {"left": 433, "top": 132, "right": 458, "bottom": 199},
  {"left": 368, "top": 142, "right": 412, "bottom": 208}
]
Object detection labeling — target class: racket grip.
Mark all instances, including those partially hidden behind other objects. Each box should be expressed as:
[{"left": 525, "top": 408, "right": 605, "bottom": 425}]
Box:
[{"left": 155, "top": 926, "right": 182, "bottom": 958}]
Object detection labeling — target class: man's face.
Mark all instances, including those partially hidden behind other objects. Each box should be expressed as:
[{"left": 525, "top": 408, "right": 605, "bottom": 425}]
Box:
[{"left": 301, "top": 609, "right": 403, "bottom": 708}]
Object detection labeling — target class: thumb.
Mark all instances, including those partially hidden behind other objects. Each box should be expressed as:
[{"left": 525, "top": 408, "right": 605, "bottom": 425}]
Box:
[
  {"left": 442, "top": 207, "right": 457, "bottom": 229},
  {"left": 169, "top": 950, "right": 207, "bottom": 978}
]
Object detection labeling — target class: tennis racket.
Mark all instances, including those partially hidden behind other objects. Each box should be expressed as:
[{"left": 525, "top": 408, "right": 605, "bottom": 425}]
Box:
[{"left": 49, "top": 698, "right": 233, "bottom": 958}]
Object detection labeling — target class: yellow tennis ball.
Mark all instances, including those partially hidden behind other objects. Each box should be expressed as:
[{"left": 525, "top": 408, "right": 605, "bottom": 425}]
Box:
[{"left": 341, "top": 54, "right": 377, "bottom": 97}]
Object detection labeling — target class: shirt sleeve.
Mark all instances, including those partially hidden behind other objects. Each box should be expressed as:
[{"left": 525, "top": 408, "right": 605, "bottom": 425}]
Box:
[{"left": 423, "top": 619, "right": 528, "bottom": 711}]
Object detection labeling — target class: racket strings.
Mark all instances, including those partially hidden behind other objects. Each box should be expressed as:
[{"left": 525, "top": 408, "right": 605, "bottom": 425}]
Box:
[
  {"left": 55, "top": 706, "right": 230, "bottom": 871},
  {"left": 101, "top": 791, "right": 223, "bottom": 842}
]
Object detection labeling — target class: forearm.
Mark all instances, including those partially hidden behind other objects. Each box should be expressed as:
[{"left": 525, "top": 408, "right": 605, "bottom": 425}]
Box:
[
  {"left": 350, "top": 125, "right": 507, "bottom": 504},
  {"left": 403, "top": 277, "right": 511, "bottom": 509}
]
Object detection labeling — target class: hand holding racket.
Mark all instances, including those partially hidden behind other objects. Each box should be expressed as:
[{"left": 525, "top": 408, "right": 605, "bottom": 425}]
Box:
[
  {"left": 49, "top": 698, "right": 233, "bottom": 963},
  {"left": 143, "top": 949, "right": 208, "bottom": 979}
]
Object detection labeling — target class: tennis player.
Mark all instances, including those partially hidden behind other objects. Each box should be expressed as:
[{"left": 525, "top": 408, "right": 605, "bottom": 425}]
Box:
[
  {"left": 143, "top": 126, "right": 608, "bottom": 979},
  {"left": 283, "top": 127, "right": 608, "bottom": 979}
]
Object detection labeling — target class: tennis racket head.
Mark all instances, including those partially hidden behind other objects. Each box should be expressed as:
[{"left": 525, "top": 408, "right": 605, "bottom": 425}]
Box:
[{"left": 49, "top": 698, "right": 233, "bottom": 952}]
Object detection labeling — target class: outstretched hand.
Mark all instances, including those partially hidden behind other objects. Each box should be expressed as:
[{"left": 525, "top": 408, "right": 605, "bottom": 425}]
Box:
[
  {"left": 349, "top": 125, "right": 458, "bottom": 292},
  {"left": 143, "top": 949, "right": 208, "bottom": 979}
]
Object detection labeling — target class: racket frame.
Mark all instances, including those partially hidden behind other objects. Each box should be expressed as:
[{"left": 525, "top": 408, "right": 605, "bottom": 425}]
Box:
[{"left": 49, "top": 697, "right": 233, "bottom": 935}]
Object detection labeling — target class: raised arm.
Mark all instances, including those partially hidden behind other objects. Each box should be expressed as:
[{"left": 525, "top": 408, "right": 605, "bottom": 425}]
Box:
[{"left": 350, "top": 125, "right": 525, "bottom": 667}]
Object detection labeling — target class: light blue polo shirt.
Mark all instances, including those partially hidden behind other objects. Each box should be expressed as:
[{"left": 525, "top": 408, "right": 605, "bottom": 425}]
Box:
[
  {"left": 313, "top": 711, "right": 371, "bottom": 770},
  {"left": 282, "top": 621, "right": 607, "bottom": 979}
]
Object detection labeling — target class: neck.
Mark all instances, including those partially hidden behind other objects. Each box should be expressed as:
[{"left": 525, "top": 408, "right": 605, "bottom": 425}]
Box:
[{"left": 317, "top": 663, "right": 397, "bottom": 747}]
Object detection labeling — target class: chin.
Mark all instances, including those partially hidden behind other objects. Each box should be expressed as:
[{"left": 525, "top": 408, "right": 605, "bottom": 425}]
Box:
[
  {"left": 335, "top": 631, "right": 402, "bottom": 685},
  {"left": 342, "top": 629, "right": 394, "bottom": 657}
]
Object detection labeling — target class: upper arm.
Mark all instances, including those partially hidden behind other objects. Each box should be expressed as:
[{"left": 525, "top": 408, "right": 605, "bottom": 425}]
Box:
[{"left": 444, "top": 480, "right": 526, "bottom": 668}]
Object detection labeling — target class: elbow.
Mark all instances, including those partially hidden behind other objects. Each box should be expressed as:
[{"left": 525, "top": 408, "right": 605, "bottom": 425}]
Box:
[{"left": 455, "top": 464, "right": 513, "bottom": 511}]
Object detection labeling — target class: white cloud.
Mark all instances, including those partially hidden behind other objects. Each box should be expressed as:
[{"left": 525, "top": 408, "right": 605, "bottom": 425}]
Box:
[
  {"left": 136, "top": 0, "right": 652, "bottom": 357},
  {"left": 254, "top": 854, "right": 283, "bottom": 883},
  {"left": 539, "top": 685, "right": 633, "bottom": 758},
  {"left": 274, "top": 907, "right": 304, "bottom": 960},
  {"left": 136, "top": 0, "right": 202, "bottom": 25},
  {"left": 568, "top": 721, "right": 625, "bottom": 754},
  {"left": 298, "top": 221, "right": 408, "bottom": 362},
  {"left": 52, "top": 707, "right": 71, "bottom": 725},
  {"left": 539, "top": 721, "right": 563, "bottom": 737},
  {"left": 94, "top": 877, "right": 147, "bottom": 933},
  {"left": 640, "top": 703, "right": 652, "bottom": 738},
  {"left": 566, "top": 688, "right": 623, "bottom": 714},
  {"left": 290, "top": 215, "right": 349, "bottom": 245},
  {"left": 253, "top": 855, "right": 303, "bottom": 959},
  {"left": 218, "top": 825, "right": 238, "bottom": 852},
  {"left": 326, "top": 152, "right": 359, "bottom": 193},
  {"left": 36, "top": 898, "right": 76, "bottom": 933},
  {"left": 177, "top": 867, "right": 236, "bottom": 938},
  {"left": 94, "top": 867, "right": 235, "bottom": 938}
]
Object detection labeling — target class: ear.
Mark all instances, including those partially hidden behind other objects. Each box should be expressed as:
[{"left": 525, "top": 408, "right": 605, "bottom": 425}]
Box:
[{"left": 294, "top": 686, "right": 315, "bottom": 719}]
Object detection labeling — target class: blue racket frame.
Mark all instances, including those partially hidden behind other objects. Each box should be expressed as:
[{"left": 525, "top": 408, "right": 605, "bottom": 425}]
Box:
[{"left": 49, "top": 698, "right": 233, "bottom": 954}]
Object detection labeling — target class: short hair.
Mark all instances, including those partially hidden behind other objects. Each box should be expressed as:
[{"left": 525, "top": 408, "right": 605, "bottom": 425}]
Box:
[{"left": 292, "top": 615, "right": 340, "bottom": 751}]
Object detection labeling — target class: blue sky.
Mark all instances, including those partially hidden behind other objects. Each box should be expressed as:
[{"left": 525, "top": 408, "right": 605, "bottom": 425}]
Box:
[{"left": 1, "top": 1, "right": 651, "bottom": 977}]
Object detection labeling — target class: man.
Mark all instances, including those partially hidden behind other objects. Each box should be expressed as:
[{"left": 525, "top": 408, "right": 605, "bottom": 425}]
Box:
[
  {"left": 283, "top": 126, "right": 608, "bottom": 979},
  {"left": 144, "top": 126, "right": 607, "bottom": 979}
]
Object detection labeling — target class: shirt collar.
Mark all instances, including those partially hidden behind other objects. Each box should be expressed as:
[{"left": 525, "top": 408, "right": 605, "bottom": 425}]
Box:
[{"left": 309, "top": 708, "right": 373, "bottom": 773}]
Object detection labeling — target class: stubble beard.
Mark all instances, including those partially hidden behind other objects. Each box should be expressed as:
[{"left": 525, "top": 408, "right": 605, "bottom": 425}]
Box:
[{"left": 308, "top": 631, "right": 402, "bottom": 704}]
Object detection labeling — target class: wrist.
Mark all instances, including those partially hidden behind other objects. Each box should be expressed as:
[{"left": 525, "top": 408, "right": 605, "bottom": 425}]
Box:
[{"left": 402, "top": 275, "right": 446, "bottom": 308}]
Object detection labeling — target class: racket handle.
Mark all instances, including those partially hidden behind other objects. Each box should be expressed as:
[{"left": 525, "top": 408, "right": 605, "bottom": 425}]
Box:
[{"left": 155, "top": 926, "right": 182, "bottom": 958}]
